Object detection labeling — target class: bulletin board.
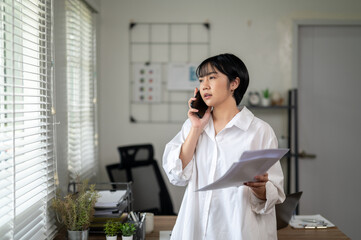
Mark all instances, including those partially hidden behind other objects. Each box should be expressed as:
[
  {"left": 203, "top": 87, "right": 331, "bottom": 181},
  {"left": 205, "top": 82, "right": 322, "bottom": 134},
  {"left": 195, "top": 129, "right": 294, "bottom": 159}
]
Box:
[{"left": 129, "top": 22, "right": 211, "bottom": 123}]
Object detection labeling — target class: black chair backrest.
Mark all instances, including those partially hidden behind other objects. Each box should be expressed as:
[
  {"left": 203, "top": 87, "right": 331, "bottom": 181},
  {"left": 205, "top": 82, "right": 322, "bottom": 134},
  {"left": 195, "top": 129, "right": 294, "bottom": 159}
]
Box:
[
  {"left": 276, "top": 191, "right": 303, "bottom": 229},
  {"left": 106, "top": 163, "right": 127, "bottom": 183},
  {"left": 108, "top": 144, "right": 175, "bottom": 215}
]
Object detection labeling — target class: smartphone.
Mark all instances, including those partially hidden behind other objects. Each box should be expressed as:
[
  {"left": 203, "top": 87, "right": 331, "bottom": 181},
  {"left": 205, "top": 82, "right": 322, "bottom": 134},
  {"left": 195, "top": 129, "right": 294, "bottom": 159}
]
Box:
[{"left": 191, "top": 91, "right": 208, "bottom": 118}]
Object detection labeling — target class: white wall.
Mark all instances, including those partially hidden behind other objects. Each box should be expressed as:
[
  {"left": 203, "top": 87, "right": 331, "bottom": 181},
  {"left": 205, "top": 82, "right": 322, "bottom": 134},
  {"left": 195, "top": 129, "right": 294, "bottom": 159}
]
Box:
[{"left": 97, "top": 0, "right": 361, "bottom": 214}]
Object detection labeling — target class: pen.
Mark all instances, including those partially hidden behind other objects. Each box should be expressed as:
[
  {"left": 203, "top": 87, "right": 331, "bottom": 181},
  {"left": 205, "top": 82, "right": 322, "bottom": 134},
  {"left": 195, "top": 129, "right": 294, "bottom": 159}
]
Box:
[
  {"left": 130, "top": 211, "right": 138, "bottom": 222},
  {"left": 304, "top": 225, "right": 316, "bottom": 229},
  {"left": 140, "top": 212, "right": 146, "bottom": 223},
  {"left": 300, "top": 224, "right": 328, "bottom": 229}
]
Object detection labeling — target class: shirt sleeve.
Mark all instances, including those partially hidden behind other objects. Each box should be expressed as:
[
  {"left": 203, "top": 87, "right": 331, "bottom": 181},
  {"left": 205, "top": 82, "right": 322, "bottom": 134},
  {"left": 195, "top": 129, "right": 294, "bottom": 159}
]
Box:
[
  {"left": 162, "top": 119, "right": 194, "bottom": 186},
  {"left": 250, "top": 128, "right": 286, "bottom": 215}
]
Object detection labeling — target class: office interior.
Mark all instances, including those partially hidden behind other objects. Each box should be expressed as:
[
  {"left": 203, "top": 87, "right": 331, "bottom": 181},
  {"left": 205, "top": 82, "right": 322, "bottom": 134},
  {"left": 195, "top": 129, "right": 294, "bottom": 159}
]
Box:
[{"left": 1, "top": 0, "right": 361, "bottom": 239}]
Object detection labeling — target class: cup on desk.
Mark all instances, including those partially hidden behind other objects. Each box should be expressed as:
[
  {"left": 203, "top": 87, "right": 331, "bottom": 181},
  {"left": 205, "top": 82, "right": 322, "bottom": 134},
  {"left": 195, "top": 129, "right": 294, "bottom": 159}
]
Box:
[{"left": 145, "top": 212, "right": 154, "bottom": 233}]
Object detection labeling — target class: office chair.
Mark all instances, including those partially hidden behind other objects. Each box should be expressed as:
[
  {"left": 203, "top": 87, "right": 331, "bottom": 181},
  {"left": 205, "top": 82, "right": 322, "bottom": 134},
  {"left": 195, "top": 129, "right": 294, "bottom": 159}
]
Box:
[
  {"left": 275, "top": 191, "right": 303, "bottom": 229},
  {"left": 107, "top": 144, "right": 175, "bottom": 215}
]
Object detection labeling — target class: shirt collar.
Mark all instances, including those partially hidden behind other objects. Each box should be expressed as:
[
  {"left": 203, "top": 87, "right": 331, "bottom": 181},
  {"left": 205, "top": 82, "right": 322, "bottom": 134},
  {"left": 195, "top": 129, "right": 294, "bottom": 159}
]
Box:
[
  {"left": 230, "top": 106, "right": 254, "bottom": 131},
  {"left": 203, "top": 106, "right": 254, "bottom": 138}
]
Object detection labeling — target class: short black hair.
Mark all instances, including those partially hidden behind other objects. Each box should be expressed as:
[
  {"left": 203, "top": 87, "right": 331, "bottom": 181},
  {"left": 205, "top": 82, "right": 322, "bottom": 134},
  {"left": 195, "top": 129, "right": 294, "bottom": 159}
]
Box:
[{"left": 196, "top": 53, "right": 249, "bottom": 105}]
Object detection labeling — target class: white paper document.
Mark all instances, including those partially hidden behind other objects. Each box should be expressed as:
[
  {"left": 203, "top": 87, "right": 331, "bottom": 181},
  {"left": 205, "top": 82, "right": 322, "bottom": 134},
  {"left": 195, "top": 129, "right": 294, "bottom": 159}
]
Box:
[
  {"left": 196, "top": 148, "right": 289, "bottom": 191},
  {"left": 95, "top": 190, "right": 127, "bottom": 208},
  {"left": 159, "top": 231, "right": 172, "bottom": 240},
  {"left": 289, "top": 214, "right": 335, "bottom": 228}
]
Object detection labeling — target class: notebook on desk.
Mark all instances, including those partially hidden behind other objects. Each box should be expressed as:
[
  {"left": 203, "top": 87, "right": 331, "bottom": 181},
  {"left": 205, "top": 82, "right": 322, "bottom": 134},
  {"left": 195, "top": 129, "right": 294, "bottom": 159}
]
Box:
[{"left": 276, "top": 191, "right": 303, "bottom": 230}]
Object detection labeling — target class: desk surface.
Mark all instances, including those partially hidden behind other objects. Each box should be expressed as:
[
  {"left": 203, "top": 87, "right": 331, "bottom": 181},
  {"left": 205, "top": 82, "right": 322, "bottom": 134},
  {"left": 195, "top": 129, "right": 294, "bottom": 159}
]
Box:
[
  {"left": 57, "top": 215, "right": 350, "bottom": 240},
  {"left": 145, "top": 216, "right": 177, "bottom": 240},
  {"left": 147, "top": 216, "right": 350, "bottom": 240}
]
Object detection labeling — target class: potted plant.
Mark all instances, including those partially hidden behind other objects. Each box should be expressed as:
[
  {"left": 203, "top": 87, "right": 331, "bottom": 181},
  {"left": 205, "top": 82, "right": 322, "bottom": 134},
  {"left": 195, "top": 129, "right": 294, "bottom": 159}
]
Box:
[
  {"left": 104, "top": 220, "right": 122, "bottom": 240},
  {"left": 120, "top": 222, "right": 136, "bottom": 240},
  {"left": 261, "top": 88, "right": 270, "bottom": 106},
  {"left": 52, "top": 180, "right": 99, "bottom": 240}
]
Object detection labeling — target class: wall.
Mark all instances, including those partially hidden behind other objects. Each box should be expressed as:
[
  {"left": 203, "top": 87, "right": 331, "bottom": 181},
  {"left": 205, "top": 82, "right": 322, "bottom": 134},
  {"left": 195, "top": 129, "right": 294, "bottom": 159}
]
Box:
[{"left": 97, "top": 0, "right": 361, "bottom": 217}]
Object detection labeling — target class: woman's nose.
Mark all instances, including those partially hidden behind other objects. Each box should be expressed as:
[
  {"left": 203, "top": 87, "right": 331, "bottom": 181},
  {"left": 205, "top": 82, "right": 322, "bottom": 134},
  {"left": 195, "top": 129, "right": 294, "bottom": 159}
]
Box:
[{"left": 201, "top": 79, "right": 210, "bottom": 89}]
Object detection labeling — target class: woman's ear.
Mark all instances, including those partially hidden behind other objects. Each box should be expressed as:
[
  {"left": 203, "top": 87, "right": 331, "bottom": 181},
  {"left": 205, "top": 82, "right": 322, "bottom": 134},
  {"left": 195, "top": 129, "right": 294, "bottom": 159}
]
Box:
[{"left": 231, "top": 77, "right": 240, "bottom": 90}]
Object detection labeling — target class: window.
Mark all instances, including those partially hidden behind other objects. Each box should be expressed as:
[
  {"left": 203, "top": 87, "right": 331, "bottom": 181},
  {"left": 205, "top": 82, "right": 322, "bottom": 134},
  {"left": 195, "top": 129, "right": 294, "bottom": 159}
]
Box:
[
  {"left": 65, "top": 0, "right": 97, "bottom": 180},
  {"left": 0, "top": 0, "right": 56, "bottom": 239}
]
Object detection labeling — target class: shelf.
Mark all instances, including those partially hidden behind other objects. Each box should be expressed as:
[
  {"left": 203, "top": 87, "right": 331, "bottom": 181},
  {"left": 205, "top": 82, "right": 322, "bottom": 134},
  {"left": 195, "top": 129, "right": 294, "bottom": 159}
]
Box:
[{"left": 246, "top": 105, "right": 291, "bottom": 109}]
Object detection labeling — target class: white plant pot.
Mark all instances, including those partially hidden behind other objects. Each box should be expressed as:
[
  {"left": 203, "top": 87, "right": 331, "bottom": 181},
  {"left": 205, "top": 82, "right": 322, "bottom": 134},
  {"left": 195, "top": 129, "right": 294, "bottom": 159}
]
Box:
[
  {"left": 122, "top": 235, "right": 133, "bottom": 240},
  {"left": 106, "top": 236, "right": 117, "bottom": 240},
  {"left": 261, "top": 98, "right": 270, "bottom": 106},
  {"left": 67, "top": 229, "right": 89, "bottom": 240}
]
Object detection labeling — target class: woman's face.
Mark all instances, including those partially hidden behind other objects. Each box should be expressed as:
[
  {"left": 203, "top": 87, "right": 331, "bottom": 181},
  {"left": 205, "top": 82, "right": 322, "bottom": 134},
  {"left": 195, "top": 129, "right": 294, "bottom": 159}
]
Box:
[{"left": 198, "top": 65, "right": 235, "bottom": 108}]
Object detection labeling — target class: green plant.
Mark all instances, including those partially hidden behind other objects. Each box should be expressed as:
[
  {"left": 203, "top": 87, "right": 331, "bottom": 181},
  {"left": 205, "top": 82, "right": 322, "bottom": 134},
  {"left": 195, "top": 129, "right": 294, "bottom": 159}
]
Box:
[
  {"left": 52, "top": 180, "right": 99, "bottom": 231},
  {"left": 120, "top": 222, "right": 136, "bottom": 237},
  {"left": 104, "top": 220, "right": 121, "bottom": 236},
  {"left": 262, "top": 88, "right": 270, "bottom": 98}
]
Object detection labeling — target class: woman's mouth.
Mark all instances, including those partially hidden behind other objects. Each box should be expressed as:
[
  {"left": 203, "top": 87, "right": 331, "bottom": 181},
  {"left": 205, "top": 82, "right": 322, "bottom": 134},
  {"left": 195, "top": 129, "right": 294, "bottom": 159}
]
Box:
[{"left": 203, "top": 93, "right": 212, "bottom": 99}]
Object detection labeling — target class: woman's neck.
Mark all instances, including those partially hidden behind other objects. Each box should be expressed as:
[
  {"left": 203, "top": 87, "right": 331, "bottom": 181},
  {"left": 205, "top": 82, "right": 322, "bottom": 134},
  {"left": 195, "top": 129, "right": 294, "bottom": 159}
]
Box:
[
  {"left": 212, "top": 106, "right": 240, "bottom": 123},
  {"left": 212, "top": 98, "right": 240, "bottom": 135}
]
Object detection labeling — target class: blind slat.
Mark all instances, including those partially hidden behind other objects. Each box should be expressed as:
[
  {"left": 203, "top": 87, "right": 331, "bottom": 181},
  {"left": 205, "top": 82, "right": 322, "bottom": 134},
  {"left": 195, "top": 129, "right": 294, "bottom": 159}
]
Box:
[
  {"left": 0, "top": 109, "right": 49, "bottom": 115},
  {"left": 0, "top": 74, "right": 51, "bottom": 84},
  {"left": 14, "top": 142, "right": 52, "bottom": 157},
  {"left": 0, "top": 37, "right": 50, "bottom": 54},
  {"left": 1, "top": 83, "right": 50, "bottom": 90},
  {"left": 15, "top": 150, "right": 53, "bottom": 166},
  {"left": 0, "top": 122, "right": 52, "bottom": 134},
  {"left": 0, "top": 115, "right": 50, "bottom": 124}
]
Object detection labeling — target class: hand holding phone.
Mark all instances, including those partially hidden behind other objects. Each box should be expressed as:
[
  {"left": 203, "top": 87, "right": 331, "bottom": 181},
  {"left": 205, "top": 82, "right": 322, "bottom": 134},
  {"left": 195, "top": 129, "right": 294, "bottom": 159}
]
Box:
[{"left": 190, "top": 91, "right": 208, "bottom": 118}]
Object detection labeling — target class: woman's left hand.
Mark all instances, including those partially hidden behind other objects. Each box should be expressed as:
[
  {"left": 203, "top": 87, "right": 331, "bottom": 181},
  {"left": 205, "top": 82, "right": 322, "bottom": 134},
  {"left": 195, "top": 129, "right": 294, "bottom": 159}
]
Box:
[{"left": 244, "top": 173, "right": 268, "bottom": 200}]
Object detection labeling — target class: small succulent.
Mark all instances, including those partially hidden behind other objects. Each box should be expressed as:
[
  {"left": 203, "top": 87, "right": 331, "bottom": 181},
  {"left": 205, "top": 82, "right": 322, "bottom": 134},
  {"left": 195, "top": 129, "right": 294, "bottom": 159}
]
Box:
[
  {"left": 120, "top": 222, "right": 136, "bottom": 236},
  {"left": 262, "top": 88, "right": 270, "bottom": 99},
  {"left": 104, "top": 220, "right": 121, "bottom": 236}
]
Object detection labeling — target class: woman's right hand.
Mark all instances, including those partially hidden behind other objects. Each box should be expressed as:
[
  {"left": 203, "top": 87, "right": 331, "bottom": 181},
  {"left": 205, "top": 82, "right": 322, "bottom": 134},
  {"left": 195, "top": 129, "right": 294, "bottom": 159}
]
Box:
[
  {"left": 187, "top": 88, "right": 211, "bottom": 129},
  {"left": 180, "top": 88, "right": 210, "bottom": 169}
]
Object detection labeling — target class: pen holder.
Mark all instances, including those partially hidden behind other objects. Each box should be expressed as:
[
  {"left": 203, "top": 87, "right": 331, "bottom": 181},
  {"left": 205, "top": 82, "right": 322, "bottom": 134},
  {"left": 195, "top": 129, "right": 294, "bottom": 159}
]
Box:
[{"left": 127, "top": 213, "right": 146, "bottom": 240}]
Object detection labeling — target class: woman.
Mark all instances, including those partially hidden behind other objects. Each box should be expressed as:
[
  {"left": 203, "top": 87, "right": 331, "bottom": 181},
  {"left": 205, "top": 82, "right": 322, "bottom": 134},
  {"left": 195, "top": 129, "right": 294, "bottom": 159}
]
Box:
[{"left": 163, "top": 53, "right": 285, "bottom": 240}]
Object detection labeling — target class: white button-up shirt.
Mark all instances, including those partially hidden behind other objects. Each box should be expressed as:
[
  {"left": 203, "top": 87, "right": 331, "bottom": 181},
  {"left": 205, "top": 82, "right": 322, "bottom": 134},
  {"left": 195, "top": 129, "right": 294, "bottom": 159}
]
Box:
[{"left": 163, "top": 107, "right": 285, "bottom": 240}]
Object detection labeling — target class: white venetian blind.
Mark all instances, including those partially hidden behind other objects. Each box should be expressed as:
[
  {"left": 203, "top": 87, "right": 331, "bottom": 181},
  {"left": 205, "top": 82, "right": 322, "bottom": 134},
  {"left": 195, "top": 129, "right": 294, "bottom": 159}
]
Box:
[
  {"left": 65, "top": 0, "right": 97, "bottom": 180},
  {"left": 0, "top": 0, "right": 56, "bottom": 239}
]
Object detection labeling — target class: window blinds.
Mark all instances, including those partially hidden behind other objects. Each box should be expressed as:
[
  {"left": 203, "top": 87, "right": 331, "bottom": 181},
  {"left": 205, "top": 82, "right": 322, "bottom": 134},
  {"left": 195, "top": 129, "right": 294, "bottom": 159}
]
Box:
[
  {"left": 0, "top": 0, "right": 56, "bottom": 239},
  {"left": 65, "top": 0, "right": 97, "bottom": 180}
]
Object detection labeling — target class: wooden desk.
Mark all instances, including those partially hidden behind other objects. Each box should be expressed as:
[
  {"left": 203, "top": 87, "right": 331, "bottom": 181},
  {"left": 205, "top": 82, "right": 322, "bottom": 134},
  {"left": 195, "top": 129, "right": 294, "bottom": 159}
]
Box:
[
  {"left": 278, "top": 225, "right": 350, "bottom": 240},
  {"left": 145, "top": 216, "right": 177, "bottom": 240},
  {"left": 56, "top": 215, "right": 350, "bottom": 239},
  {"left": 146, "top": 216, "right": 350, "bottom": 240}
]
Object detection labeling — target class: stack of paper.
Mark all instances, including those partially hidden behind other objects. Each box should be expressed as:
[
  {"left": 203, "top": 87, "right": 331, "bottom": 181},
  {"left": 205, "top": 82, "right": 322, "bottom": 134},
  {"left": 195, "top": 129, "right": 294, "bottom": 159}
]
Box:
[
  {"left": 196, "top": 148, "right": 289, "bottom": 191},
  {"left": 93, "top": 190, "right": 127, "bottom": 217},
  {"left": 90, "top": 190, "right": 128, "bottom": 233},
  {"left": 289, "top": 214, "right": 335, "bottom": 229},
  {"left": 95, "top": 190, "right": 126, "bottom": 208}
]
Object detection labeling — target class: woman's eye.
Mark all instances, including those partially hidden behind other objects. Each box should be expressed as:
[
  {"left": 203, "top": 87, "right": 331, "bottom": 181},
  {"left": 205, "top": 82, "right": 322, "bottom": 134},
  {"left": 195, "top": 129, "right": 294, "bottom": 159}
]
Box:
[{"left": 199, "top": 79, "right": 203, "bottom": 83}]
